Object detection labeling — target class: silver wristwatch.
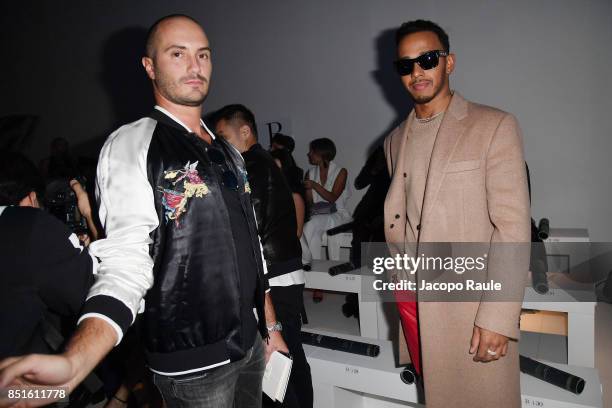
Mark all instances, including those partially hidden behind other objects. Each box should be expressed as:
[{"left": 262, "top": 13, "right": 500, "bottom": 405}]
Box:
[{"left": 267, "top": 321, "right": 283, "bottom": 333}]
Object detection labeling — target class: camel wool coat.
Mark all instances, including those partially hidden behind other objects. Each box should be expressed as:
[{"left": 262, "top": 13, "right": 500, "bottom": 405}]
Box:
[{"left": 383, "top": 92, "right": 531, "bottom": 407}]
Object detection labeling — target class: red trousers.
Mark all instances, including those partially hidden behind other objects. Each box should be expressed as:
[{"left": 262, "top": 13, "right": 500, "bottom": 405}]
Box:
[{"left": 395, "top": 290, "right": 421, "bottom": 374}]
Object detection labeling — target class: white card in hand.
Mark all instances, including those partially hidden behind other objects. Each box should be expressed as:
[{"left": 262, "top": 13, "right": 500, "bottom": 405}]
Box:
[{"left": 262, "top": 351, "right": 293, "bottom": 402}]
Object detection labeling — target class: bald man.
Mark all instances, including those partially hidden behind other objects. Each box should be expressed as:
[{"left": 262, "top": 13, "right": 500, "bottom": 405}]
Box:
[{"left": 0, "top": 15, "right": 287, "bottom": 408}]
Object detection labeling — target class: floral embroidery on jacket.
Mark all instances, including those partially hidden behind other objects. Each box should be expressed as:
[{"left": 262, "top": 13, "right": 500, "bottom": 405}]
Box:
[
  {"left": 239, "top": 168, "right": 251, "bottom": 194},
  {"left": 158, "top": 161, "right": 209, "bottom": 225}
]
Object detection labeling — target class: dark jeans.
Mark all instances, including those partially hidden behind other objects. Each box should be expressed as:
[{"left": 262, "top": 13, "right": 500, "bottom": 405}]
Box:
[
  {"left": 264, "top": 285, "right": 313, "bottom": 408},
  {"left": 153, "top": 335, "right": 266, "bottom": 408}
]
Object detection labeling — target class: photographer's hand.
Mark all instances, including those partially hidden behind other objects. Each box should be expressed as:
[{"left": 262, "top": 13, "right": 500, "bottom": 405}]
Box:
[
  {"left": 77, "top": 233, "right": 91, "bottom": 247},
  {"left": 70, "top": 179, "right": 99, "bottom": 241}
]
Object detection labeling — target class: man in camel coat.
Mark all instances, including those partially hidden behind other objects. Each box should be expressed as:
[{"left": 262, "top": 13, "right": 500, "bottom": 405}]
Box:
[{"left": 383, "top": 20, "right": 531, "bottom": 407}]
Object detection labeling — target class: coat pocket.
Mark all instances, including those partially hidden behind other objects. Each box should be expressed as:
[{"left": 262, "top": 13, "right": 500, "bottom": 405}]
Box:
[{"left": 445, "top": 159, "right": 481, "bottom": 173}]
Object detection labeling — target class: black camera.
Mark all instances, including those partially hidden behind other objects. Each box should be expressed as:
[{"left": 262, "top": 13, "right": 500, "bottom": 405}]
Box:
[{"left": 45, "top": 178, "right": 88, "bottom": 235}]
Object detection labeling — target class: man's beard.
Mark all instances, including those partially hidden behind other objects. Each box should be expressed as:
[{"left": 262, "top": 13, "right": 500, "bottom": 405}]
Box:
[
  {"left": 155, "top": 70, "right": 208, "bottom": 107},
  {"left": 411, "top": 93, "right": 436, "bottom": 104},
  {"left": 409, "top": 76, "right": 446, "bottom": 105}
]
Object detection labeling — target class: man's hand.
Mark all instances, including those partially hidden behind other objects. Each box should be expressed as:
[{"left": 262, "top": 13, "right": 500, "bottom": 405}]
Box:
[
  {"left": 303, "top": 180, "right": 314, "bottom": 190},
  {"left": 69, "top": 179, "right": 91, "bottom": 219},
  {"left": 77, "top": 233, "right": 91, "bottom": 247},
  {"left": 469, "top": 325, "right": 509, "bottom": 363},
  {"left": 264, "top": 330, "right": 289, "bottom": 364},
  {"left": 0, "top": 318, "right": 117, "bottom": 407},
  {"left": 70, "top": 179, "right": 99, "bottom": 240},
  {"left": 262, "top": 293, "right": 289, "bottom": 363},
  {"left": 0, "top": 354, "right": 77, "bottom": 407},
  {"left": 264, "top": 290, "right": 289, "bottom": 364}
]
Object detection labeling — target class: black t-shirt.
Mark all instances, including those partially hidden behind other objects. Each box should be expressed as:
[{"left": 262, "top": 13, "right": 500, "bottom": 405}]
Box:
[
  {"left": 0, "top": 206, "right": 94, "bottom": 358},
  {"left": 209, "top": 141, "right": 259, "bottom": 350}
]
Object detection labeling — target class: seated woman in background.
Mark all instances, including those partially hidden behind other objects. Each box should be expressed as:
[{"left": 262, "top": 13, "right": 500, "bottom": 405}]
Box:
[{"left": 301, "top": 138, "right": 351, "bottom": 270}]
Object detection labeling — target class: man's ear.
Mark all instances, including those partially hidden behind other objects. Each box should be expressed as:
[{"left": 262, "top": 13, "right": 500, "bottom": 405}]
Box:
[
  {"left": 240, "top": 124, "right": 251, "bottom": 142},
  {"left": 446, "top": 53, "right": 455, "bottom": 75},
  {"left": 142, "top": 56, "right": 156, "bottom": 80}
]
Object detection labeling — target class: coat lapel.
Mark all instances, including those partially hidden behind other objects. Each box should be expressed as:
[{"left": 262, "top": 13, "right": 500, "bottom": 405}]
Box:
[{"left": 420, "top": 93, "right": 469, "bottom": 227}]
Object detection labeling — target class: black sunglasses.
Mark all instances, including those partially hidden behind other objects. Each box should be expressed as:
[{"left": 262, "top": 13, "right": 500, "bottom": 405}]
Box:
[
  {"left": 207, "top": 147, "right": 239, "bottom": 191},
  {"left": 394, "top": 50, "right": 448, "bottom": 76}
]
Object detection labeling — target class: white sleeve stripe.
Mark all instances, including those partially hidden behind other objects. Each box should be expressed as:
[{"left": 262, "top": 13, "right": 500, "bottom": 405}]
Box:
[
  {"left": 68, "top": 233, "right": 85, "bottom": 252},
  {"left": 251, "top": 206, "right": 269, "bottom": 276},
  {"left": 89, "top": 251, "right": 99, "bottom": 275}
]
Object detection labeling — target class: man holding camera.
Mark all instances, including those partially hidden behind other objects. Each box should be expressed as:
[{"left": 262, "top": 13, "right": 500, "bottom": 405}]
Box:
[{"left": 0, "top": 151, "right": 97, "bottom": 360}]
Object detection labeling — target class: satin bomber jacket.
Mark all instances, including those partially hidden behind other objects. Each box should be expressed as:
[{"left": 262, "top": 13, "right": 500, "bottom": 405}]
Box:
[{"left": 80, "top": 106, "right": 269, "bottom": 374}]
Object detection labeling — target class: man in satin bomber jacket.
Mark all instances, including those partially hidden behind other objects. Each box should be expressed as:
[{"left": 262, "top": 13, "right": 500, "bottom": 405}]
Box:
[{"left": 0, "top": 14, "right": 288, "bottom": 408}]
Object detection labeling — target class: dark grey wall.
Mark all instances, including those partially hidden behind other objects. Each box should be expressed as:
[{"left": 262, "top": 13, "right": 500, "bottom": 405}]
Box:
[{"left": 2, "top": 0, "right": 611, "bottom": 242}]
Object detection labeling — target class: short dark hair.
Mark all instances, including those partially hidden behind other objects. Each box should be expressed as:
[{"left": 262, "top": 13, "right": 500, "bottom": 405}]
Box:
[
  {"left": 309, "top": 138, "right": 336, "bottom": 162},
  {"left": 215, "top": 104, "right": 258, "bottom": 139},
  {"left": 270, "top": 149, "right": 304, "bottom": 197},
  {"left": 0, "top": 150, "right": 43, "bottom": 205},
  {"left": 270, "top": 148, "right": 297, "bottom": 170},
  {"left": 395, "top": 20, "right": 450, "bottom": 52},
  {"left": 271, "top": 133, "right": 295, "bottom": 153},
  {"left": 145, "top": 14, "right": 202, "bottom": 58}
]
